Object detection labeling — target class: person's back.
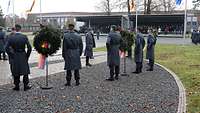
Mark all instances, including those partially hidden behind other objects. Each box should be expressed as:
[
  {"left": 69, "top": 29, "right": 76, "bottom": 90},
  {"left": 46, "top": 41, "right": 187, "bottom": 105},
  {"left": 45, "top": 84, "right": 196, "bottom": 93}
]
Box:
[
  {"left": 106, "top": 25, "right": 122, "bottom": 81},
  {"left": 0, "top": 28, "right": 7, "bottom": 60},
  {"left": 64, "top": 31, "right": 81, "bottom": 50},
  {"left": 62, "top": 24, "right": 83, "bottom": 86},
  {"left": 146, "top": 33, "right": 156, "bottom": 71},
  {"left": 84, "top": 29, "right": 95, "bottom": 66},
  {"left": 133, "top": 30, "right": 145, "bottom": 74},
  {"left": 107, "top": 31, "right": 121, "bottom": 46},
  {"left": 9, "top": 33, "right": 29, "bottom": 51},
  {"left": 5, "top": 24, "right": 32, "bottom": 91}
]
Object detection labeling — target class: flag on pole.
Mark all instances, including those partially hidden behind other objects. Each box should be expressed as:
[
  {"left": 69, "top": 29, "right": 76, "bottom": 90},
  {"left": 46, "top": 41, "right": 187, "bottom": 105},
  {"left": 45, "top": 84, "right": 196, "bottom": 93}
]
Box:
[
  {"left": 176, "top": 0, "right": 182, "bottom": 5},
  {"left": 130, "top": 0, "right": 135, "bottom": 12},
  {"left": 38, "top": 54, "right": 46, "bottom": 69},
  {"left": 26, "top": 0, "right": 36, "bottom": 12},
  {"left": 7, "top": 0, "right": 11, "bottom": 13}
]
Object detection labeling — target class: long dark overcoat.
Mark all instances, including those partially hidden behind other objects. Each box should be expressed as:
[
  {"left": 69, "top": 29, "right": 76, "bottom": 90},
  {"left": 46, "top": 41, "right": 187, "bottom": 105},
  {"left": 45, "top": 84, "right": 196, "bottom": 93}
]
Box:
[
  {"left": 0, "top": 31, "right": 5, "bottom": 52},
  {"left": 84, "top": 32, "right": 95, "bottom": 57},
  {"left": 146, "top": 34, "right": 156, "bottom": 60},
  {"left": 5, "top": 33, "right": 32, "bottom": 76},
  {"left": 106, "top": 31, "right": 122, "bottom": 66},
  {"left": 134, "top": 33, "right": 145, "bottom": 63},
  {"left": 62, "top": 31, "right": 83, "bottom": 70}
]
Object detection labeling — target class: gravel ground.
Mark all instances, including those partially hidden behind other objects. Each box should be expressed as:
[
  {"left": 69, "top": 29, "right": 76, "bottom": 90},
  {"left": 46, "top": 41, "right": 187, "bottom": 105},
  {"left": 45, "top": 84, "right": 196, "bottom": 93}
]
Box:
[{"left": 0, "top": 59, "right": 179, "bottom": 113}]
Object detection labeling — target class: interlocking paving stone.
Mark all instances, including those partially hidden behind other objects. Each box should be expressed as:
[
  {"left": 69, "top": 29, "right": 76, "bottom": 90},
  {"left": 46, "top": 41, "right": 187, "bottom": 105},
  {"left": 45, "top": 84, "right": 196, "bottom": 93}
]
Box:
[{"left": 0, "top": 59, "right": 179, "bottom": 113}]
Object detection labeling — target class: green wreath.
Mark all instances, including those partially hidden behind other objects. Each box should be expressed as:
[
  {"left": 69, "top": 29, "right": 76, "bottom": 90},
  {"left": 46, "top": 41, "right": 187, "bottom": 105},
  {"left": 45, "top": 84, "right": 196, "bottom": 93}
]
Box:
[
  {"left": 33, "top": 26, "right": 62, "bottom": 56},
  {"left": 120, "top": 30, "right": 135, "bottom": 51}
]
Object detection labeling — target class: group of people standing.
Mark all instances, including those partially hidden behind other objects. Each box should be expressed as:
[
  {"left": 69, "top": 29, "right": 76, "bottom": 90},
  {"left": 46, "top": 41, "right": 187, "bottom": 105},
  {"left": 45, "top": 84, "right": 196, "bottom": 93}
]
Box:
[
  {"left": 2, "top": 23, "right": 156, "bottom": 91},
  {"left": 105, "top": 26, "right": 157, "bottom": 81}
]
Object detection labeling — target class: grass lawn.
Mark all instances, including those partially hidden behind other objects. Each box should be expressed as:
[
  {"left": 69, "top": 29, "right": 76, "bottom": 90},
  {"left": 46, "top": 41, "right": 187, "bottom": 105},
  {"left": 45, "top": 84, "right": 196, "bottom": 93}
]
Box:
[{"left": 94, "top": 44, "right": 200, "bottom": 113}]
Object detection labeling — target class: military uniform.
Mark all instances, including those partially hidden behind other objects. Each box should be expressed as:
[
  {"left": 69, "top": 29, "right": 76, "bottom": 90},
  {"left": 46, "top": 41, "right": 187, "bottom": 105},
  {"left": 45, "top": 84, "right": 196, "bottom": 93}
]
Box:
[
  {"left": 5, "top": 32, "right": 32, "bottom": 91},
  {"left": 146, "top": 34, "right": 156, "bottom": 71},
  {"left": 62, "top": 30, "right": 83, "bottom": 86},
  {"left": 0, "top": 30, "right": 7, "bottom": 60},
  {"left": 133, "top": 33, "right": 145, "bottom": 74},
  {"left": 84, "top": 31, "right": 95, "bottom": 66},
  {"left": 106, "top": 30, "right": 122, "bottom": 81},
  {"left": 96, "top": 30, "right": 100, "bottom": 40}
]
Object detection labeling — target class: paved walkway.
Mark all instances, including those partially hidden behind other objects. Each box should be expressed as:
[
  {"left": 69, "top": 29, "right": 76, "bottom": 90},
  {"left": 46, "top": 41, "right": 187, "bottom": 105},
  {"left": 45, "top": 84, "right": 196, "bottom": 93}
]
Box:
[
  {"left": 0, "top": 51, "right": 107, "bottom": 85},
  {"left": 0, "top": 59, "right": 179, "bottom": 113},
  {"left": 0, "top": 37, "right": 106, "bottom": 85}
]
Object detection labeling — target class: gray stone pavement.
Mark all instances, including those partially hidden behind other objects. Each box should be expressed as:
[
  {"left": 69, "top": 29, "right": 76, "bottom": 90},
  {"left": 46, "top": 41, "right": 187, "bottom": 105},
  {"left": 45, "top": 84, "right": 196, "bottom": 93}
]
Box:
[
  {"left": 0, "top": 51, "right": 107, "bottom": 85},
  {"left": 0, "top": 59, "right": 179, "bottom": 113},
  {"left": 0, "top": 36, "right": 192, "bottom": 85}
]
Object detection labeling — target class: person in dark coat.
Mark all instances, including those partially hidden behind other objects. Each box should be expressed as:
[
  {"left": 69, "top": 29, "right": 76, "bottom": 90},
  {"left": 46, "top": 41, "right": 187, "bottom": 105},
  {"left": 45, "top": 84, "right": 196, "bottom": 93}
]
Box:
[
  {"left": 191, "top": 30, "right": 198, "bottom": 44},
  {"left": 5, "top": 24, "right": 32, "bottom": 91},
  {"left": 62, "top": 24, "right": 83, "bottom": 86},
  {"left": 5, "top": 27, "right": 16, "bottom": 77},
  {"left": 106, "top": 25, "right": 122, "bottom": 81},
  {"left": 0, "top": 27, "right": 7, "bottom": 60},
  {"left": 84, "top": 28, "right": 96, "bottom": 66},
  {"left": 146, "top": 30, "right": 156, "bottom": 71},
  {"left": 96, "top": 29, "right": 100, "bottom": 40},
  {"left": 133, "top": 28, "right": 145, "bottom": 74}
]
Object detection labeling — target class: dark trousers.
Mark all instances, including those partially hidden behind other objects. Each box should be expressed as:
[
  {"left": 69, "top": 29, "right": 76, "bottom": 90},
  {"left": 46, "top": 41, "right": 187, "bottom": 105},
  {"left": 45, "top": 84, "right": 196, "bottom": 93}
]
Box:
[
  {"left": 66, "top": 70, "right": 80, "bottom": 82},
  {"left": 136, "top": 62, "right": 143, "bottom": 72},
  {"left": 86, "top": 56, "right": 90, "bottom": 64},
  {"left": 127, "top": 48, "right": 132, "bottom": 58},
  {"left": 109, "top": 65, "right": 120, "bottom": 78},
  {"left": 0, "top": 51, "right": 6, "bottom": 59},
  {"left": 148, "top": 59, "right": 154, "bottom": 70},
  {"left": 13, "top": 75, "right": 29, "bottom": 86}
]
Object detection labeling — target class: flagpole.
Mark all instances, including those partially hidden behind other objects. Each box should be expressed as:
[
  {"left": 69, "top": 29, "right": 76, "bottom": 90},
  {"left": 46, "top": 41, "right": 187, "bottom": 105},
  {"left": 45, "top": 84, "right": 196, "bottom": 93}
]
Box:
[
  {"left": 135, "top": 0, "right": 138, "bottom": 33},
  {"left": 127, "top": 0, "right": 130, "bottom": 30},
  {"left": 40, "top": 0, "right": 42, "bottom": 23},
  {"left": 12, "top": 0, "right": 15, "bottom": 27},
  {"left": 183, "top": 0, "right": 187, "bottom": 39}
]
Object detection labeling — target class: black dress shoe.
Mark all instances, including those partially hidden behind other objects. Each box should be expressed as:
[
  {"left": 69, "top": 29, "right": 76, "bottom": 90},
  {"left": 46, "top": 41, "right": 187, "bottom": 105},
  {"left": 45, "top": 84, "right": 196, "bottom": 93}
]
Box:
[
  {"left": 13, "top": 87, "right": 20, "bottom": 91},
  {"left": 115, "top": 76, "right": 119, "bottom": 80},
  {"left": 146, "top": 69, "right": 153, "bottom": 71},
  {"left": 65, "top": 83, "right": 71, "bottom": 86},
  {"left": 86, "top": 63, "right": 92, "bottom": 67},
  {"left": 24, "top": 85, "right": 31, "bottom": 91},
  {"left": 75, "top": 82, "right": 80, "bottom": 86},
  {"left": 106, "top": 77, "right": 114, "bottom": 81},
  {"left": 132, "top": 71, "right": 140, "bottom": 74}
]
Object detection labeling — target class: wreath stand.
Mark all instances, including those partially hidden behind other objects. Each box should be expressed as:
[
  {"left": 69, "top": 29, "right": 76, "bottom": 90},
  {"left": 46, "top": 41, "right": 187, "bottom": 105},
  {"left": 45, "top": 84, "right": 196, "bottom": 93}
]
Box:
[
  {"left": 121, "top": 51, "right": 129, "bottom": 76},
  {"left": 33, "top": 26, "right": 62, "bottom": 90},
  {"left": 40, "top": 56, "right": 53, "bottom": 90}
]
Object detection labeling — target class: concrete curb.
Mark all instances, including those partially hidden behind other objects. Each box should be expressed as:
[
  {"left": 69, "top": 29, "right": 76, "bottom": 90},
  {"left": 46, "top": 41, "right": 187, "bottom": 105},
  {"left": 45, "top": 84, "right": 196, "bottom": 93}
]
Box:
[{"left": 154, "top": 62, "right": 187, "bottom": 113}]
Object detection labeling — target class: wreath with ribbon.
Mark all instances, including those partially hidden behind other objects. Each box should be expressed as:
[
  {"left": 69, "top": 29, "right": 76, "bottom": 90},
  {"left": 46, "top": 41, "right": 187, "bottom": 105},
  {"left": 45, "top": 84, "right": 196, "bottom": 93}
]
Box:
[{"left": 33, "top": 25, "right": 62, "bottom": 57}]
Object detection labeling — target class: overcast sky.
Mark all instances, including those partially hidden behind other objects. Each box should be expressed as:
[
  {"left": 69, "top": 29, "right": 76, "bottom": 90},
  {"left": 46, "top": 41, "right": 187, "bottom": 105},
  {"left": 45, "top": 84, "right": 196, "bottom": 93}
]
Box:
[{"left": 0, "top": 0, "right": 194, "bottom": 17}]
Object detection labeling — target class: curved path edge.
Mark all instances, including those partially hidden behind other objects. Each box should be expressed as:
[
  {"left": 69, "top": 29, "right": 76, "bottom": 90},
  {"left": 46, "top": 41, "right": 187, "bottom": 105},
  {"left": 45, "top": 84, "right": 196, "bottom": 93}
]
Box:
[{"left": 154, "top": 62, "right": 187, "bottom": 113}]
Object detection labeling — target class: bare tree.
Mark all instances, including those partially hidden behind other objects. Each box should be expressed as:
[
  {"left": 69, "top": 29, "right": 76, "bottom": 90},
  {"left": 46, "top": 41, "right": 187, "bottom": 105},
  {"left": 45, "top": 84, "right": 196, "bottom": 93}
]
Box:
[
  {"left": 193, "top": 0, "right": 200, "bottom": 9},
  {"left": 95, "top": 0, "right": 117, "bottom": 15},
  {"left": 95, "top": 0, "right": 176, "bottom": 15},
  {"left": 144, "top": 0, "right": 176, "bottom": 14}
]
